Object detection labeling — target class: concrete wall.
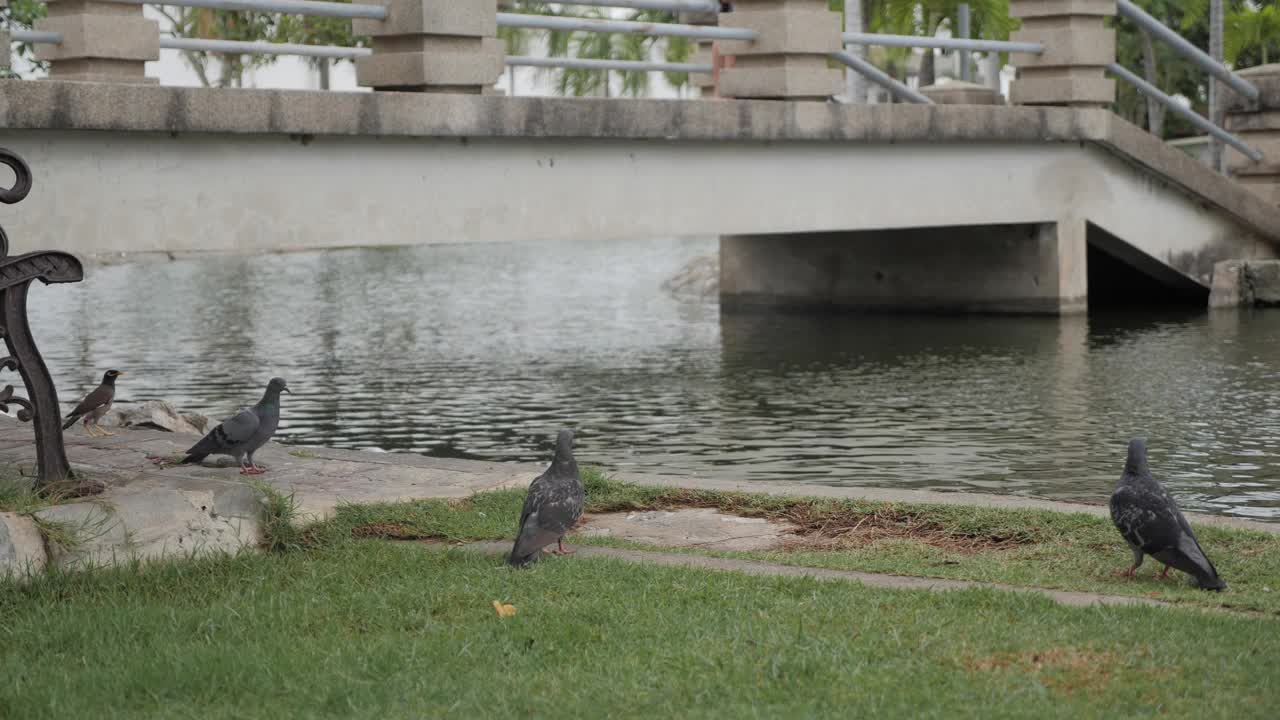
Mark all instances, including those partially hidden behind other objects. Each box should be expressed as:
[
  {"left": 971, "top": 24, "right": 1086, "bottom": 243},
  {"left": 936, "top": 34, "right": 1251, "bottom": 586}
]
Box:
[
  {"left": 1, "top": 83, "right": 1278, "bottom": 313},
  {"left": 0, "top": 131, "right": 1269, "bottom": 277}
]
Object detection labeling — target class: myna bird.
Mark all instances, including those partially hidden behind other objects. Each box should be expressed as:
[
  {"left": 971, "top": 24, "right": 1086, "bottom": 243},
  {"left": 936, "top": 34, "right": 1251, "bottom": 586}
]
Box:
[
  {"left": 179, "top": 377, "right": 289, "bottom": 475},
  {"left": 1110, "top": 438, "right": 1227, "bottom": 591},
  {"left": 62, "top": 369, "right": 124, "bottom": 437},
  {"left": 509, "top": 429, "right": 585, "bottom": 567}
]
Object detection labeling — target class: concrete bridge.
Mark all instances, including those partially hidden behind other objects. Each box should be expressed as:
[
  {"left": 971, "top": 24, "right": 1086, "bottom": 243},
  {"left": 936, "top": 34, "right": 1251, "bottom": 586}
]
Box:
[{"left": 1, "top": 0, "right": 1279, "bottom": 314}]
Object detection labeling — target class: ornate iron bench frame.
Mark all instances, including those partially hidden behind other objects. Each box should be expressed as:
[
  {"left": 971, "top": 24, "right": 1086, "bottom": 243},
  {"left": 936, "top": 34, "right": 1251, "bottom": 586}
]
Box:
[{"left": 0, "top": 148, "right": 84, "bottom": 485}]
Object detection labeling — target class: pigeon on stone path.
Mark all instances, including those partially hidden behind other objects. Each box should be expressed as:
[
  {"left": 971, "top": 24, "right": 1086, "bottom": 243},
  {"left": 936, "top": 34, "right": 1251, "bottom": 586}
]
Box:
[
  {"left": 62, "top": 369, "right": 124, "bottom": 437},
  {"left": 1109, "top": 437, "right": 1227, "bottom": 591},
  {"left": 179, "top": 377, "right": 290, "bottom": 475},
  {"left": 509, "top": 429, "right": 585, "bottom": 567}
]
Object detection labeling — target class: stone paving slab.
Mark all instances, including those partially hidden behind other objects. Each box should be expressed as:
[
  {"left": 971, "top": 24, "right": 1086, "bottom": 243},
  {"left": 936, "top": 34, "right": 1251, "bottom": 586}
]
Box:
[{"left": 455, "top": 541, "right": 1170, "bottom": 611}]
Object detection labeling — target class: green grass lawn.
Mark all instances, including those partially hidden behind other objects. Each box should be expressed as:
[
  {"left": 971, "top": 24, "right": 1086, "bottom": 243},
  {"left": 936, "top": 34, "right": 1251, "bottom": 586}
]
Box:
[
  {"left": 2, "top": 539, "right": 1278, "bottom": 719},
  {"left": 316, "top": 470, "right": 1280, "bottom": 615},
  {"left": 4, "top": 471, "right": 1279, "bottom": 718}
]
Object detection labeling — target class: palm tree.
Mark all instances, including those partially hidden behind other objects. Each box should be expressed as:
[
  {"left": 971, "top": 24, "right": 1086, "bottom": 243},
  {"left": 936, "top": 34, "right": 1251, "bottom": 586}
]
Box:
[{"left": 1225, "top": 3, "right": 1279, "bottom": 65}]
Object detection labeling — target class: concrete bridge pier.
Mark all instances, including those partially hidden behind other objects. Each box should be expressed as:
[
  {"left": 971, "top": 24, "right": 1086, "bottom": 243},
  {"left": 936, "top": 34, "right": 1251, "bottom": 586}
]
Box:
[{"left": 718, "top": 221, "right": 1092, "bottom": 315}]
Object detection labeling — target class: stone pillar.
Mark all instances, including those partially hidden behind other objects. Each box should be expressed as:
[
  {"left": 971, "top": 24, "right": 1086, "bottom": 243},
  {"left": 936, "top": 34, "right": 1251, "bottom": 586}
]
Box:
[
  {"left": 1224, "top": 64, "right": 1280, "bottom": 208},
  {"left": 719, "top": 221, "right": 1088, "bottom": 315},
  {"left": 679, "top": 9, "right": 719, "bottom": 98},
  {"left": 1008, "top": 0, "right": 1115, "bottom": 108},
  {"left": 717, "top": 0, "right": 842, "bottom": 101},
  {"left": 1, "top": 30, "right": 10, "bottom": 74},
  {"left": 34, "top": 1, "right": 159, "bottom": 84},
  {"left": 354, "top": 0, "right": 504, "bottom": 93}
]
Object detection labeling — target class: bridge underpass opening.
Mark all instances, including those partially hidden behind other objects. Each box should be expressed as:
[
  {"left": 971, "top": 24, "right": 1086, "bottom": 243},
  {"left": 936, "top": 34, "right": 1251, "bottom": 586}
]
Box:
[
  {"left": 719, "top": 223, "right": 1088, "bottom": 316},
  {"left": 1084, "top": 223, "right": 1210, "bottom": 311}
]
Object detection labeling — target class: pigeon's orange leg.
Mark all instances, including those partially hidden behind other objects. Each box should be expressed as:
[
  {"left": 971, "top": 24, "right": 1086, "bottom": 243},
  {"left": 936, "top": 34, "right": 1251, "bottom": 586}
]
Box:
[
  {"left": 1112, "top": 564, "right": 1139, "bottom": 578},
  {"left": 1159, "top": 566, "right": 1172, "bottom": 580},
  {"left": 549, "top": 538, "right": 576, "bottom": 556}
]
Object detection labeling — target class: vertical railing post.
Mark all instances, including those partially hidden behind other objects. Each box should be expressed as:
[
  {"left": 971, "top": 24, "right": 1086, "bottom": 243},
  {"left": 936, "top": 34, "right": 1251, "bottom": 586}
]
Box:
[
  {"left": 33, "top": 0, "right": 159, "bottom": 83},
  {"left": 717, "top": 0, "right": 842, "bottom": 101},
  {"left": 679, "top": 7, "right": 719, "bottom": 99},
  {"left": 354, "top": 0, "right": 504, "bottom": 93},
  {"left": 1008, "top": 0, "right": 1116, "bottom": 108}
]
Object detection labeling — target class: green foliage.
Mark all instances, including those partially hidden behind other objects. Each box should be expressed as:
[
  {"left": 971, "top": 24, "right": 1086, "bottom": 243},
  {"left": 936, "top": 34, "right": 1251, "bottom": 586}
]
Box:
[
  {"left": 1113, "top": 1, "right": 1277, "bottom": 138},
  {"left": 1225, "top": 3, "right": 1280, "bottom": 66},
  {"left": 0, "top": 0, "right": 48, "bottom": 77},
  {"left": 149, "top": 2, "right": 362, "bottom": 88}
]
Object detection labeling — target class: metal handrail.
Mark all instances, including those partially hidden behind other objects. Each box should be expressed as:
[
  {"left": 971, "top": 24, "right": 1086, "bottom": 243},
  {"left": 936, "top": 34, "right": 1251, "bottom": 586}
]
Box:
[
  {"left": 163, "top": 36, "right": 370, "bottom": 59},
  {"left": 841, "top": 32, "right": 1043, "bottom": 55},
  {"left": 496, "top": 13, "right": 757, "bottom": 41},
  {"left": 830, "top": 51, "right": 933, "bottom": 105},
  {"left": 100, "top": 0, "right": 388, "bottom": 20},
  {"left": 507, "top": 56, "right": 711, "bottom": 73},
  {"left": 1116, "top": 0, "right": 1259, "bottom": 102},
  {"left": 525, "top": 0, "right": 719, "bottom": 11},
  {"left": 11, "top": 28, "right": 709, "bottom": 72},
  {"left": 11, "top": 29, "right": 64, "bottom": 44},
  {"left": 1106, "top": 63, "right": 1263, "bottom": 162}
]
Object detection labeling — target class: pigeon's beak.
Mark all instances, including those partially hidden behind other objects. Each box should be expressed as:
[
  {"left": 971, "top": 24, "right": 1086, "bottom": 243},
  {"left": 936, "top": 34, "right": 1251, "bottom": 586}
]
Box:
[
  {"left": 117, "top": 372, "right": 126, "bottom": 376},
  {"left": 283, "top": 388, "right": 292, "bottom": 394}
]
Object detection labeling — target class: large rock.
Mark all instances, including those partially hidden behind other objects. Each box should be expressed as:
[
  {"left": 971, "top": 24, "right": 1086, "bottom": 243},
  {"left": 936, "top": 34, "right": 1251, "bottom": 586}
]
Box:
[
  {"left": 1210, "top": 259, "right": 1280, "bottom": 308},
  {"left": 102, "top": 400, "right": 209, "bottom": 435},
  {"left": 33, "top": 480, "right": 261, "bottom": 570},
  {"left": 662, "top": 255, "right": 719, "bottom": 299},
  {"left": 0, "top": 511, "right": 47, "bottom": 580}
]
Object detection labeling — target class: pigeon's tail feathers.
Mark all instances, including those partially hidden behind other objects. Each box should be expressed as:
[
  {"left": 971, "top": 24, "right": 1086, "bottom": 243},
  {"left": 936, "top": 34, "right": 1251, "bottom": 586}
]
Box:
[
  {"left": 1189, "top": 546, "right": 1227, "bottom": 591},
  {"left": 1196, "top": 569, "right": 1228, "bottom": 591},
  {"left": 179, "top": 451, "right": 209, "bottom": 466},
  {"left": 508, "top": 515, "right": 557, "bottom": 569},
  {"left": 185, "top": 427, "right": 231, "bottom": 459},
  {"left": 1160, "top": 535, "right": 1227, "bottom": 592},
  {"left": 507, "top": 543, "right": 541, "bottom": 568},
  {"left": 61, "top": 414, "right": 82, "bottom": 431},
  {"left": 1179, "top": 533, "right": 1227, "bottom": 591}
]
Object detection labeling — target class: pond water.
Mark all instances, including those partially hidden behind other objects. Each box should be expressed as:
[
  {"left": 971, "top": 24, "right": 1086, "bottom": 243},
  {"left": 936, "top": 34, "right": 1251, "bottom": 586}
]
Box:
[{"left": 26, "top": 237, "right": 1280, "bottom": 519}]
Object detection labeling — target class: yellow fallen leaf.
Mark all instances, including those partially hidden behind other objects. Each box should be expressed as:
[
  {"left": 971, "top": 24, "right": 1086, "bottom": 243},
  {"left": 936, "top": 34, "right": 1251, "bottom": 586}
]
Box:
[{"left": 492, "top": 600, "right": 517, "bottom": 618}]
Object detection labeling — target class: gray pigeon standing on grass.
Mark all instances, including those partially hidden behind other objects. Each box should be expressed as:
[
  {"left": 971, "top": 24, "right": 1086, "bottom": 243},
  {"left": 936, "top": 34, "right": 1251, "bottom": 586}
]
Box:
[
  {"left": 1109, "top": 437, "right": 1227, "bottom": 591},
  {"left": 509, "top": 429, "right": 585, "bottom": 567},
  {"left": 179, "top": 378, "right": 290, "bottom": 475}
]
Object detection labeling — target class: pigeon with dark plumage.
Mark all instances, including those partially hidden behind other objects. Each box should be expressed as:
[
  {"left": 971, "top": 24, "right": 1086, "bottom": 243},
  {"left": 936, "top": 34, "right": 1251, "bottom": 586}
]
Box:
[
  {"left": 508, "top": 429, "right": 585, "bottom": 567},
  {"left": 62, "top": 369, "right": 124, "bottom": 437},
  {"left": 1109, "top": 437, "right": 1227, "bottom": 591},
  {"left": 180, "top": 377, "right": 290, "bottom": 475}
]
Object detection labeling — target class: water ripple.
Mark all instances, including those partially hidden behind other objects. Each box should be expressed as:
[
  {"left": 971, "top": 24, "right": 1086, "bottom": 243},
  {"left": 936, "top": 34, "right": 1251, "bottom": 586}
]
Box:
[{"left": 24, "top": 237, "right": 1280, "bottom": 520}]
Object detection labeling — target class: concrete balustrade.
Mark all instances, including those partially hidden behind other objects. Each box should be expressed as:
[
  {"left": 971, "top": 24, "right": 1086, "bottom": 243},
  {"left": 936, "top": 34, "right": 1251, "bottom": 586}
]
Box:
[
  {"left": 353, "top": 0, "right": 504, "bottom": 92},
  {"left": 717, "top": 0, "right": 842, "bottom": 101},
  {"left": 1224, "top": 64, "right": 1280, "bottom": 208},
  {"left": 1009, "top": 0, "right": 1116, "bottom": 107},
  {"left": 34, "top": 0, "right": 160, "bottom": 84},
  {"left": 1, "top": 30, "right": 9, "bottom": 73}
]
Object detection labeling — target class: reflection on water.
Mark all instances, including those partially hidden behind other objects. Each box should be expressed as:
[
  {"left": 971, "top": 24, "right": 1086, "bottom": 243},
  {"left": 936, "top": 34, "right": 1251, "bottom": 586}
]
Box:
[{"left": 26, "top": 237, "right": 1280, "bottom": 519}]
